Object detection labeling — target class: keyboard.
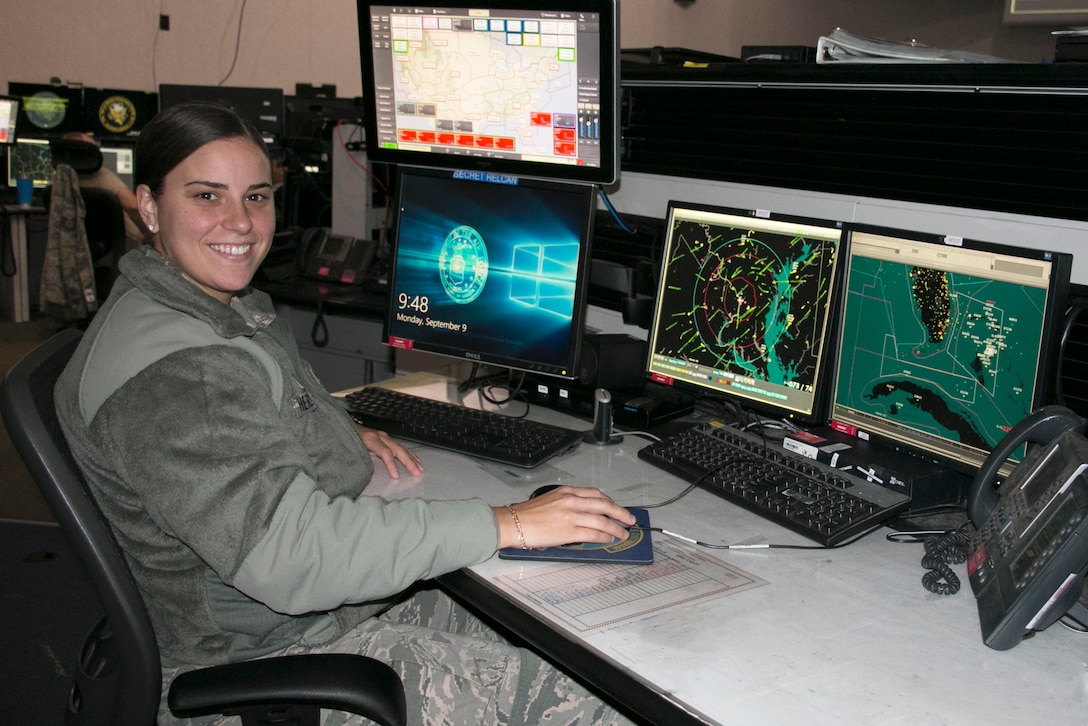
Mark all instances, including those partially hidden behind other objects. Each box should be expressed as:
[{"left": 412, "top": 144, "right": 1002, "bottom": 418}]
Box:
[
  {"left": 637, "top": 423, "right": 911, "bottom": 546},
  {"left": 344, "top": 386, "right": 583, "bottom": 468}
]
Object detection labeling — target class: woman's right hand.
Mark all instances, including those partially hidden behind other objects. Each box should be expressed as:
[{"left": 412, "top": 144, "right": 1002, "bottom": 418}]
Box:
[{"left": 493, "top": 485, "right": 636, "bottom": 550}]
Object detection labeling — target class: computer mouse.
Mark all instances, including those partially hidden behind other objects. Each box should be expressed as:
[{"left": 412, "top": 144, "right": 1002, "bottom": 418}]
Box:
[{"left": 530, "top": 484, "right": 560, "bottom": 499}]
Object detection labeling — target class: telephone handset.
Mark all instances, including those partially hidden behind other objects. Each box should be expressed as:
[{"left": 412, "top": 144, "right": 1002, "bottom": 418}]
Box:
[
  {"left": 966, "top": 404, "right": 1088, "bottom": 649},
  {"left": 297, "top": 227, "right": 376, "bottom": 286}
]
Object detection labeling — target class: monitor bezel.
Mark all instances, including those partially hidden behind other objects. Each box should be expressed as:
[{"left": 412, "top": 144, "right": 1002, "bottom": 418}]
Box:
[
  {"left": 829, "top": 222, "right": 1073, "bottom": 477},
  {"left": 7, "top": 82, "right": 83, "bottom": 138},
  {"left": 645, "top": 200, "right": 849, "bottom": 427},
  {"left": 383, "top": 165, "right": 597, "bottom": 379},
  {"left": 0, "top": 95, "right": 19, "bottom": 145},
  {"left": 158, "top": 84, "right": 286, "bottom": 142},
  {"left": 6, "top": 137, "right": 52, "bottom": 188},
  {"left": 81, "top": 87, "right": 159, "bottom": 140},
  {"left": 356, "top": 0, "right": 621, "bottom": 185}
]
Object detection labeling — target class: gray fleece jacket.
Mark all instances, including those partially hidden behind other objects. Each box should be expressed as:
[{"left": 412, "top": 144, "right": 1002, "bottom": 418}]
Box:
[{"left": 55, "top": 247, "right": 498, "bottom": 667}]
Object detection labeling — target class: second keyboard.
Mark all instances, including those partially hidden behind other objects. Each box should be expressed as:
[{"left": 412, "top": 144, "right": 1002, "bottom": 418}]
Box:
[
  {"left": 344, "top": 386, "right": 583, "bottom": 468},
  {"left": 638, "top": 423, "right": 911, "bottom": 546}
]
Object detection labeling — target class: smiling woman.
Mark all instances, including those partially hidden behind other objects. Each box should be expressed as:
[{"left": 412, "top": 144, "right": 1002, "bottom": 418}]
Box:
[
  {"left": 134, "top": 105, "right": 276, "bottom": 304},
  {"left": 51, "top": 102, "right": 635, "bottom": 726}
]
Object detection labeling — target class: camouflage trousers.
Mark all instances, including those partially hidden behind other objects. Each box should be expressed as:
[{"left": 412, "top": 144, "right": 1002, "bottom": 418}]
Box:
[{"left": 159, "top": 584, "right": 634, "bottom": 725}]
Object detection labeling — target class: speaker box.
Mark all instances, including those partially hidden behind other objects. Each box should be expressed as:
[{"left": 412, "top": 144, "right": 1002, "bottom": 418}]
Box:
[{"left": 578, "top": 334, "right": 647, "bottom": 390}]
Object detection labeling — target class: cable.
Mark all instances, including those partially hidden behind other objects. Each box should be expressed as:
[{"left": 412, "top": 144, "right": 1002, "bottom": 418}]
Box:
[
  {"left": 597, "top": 188, "right": 634, "bottom": 234},
  {"left": 896, "top": 524, "right": 971, "bottom": 596},
  {"left": 628, "top": 435, "right": 889, "bottom": 550},
  {"left": 617, "top": 430, "right": 661, "bottom": 442},
  {"left": 629, "top": 521, "right": 885, "bottom": 551},
  {"left": 309, "top": 298, "right": 329, "bottom": 348},
  {"left": 217, "top": 0, "right": 249, "bottom": 86},
  {"left": 2, "top": 216, "right": 16, "bottom": 277}
]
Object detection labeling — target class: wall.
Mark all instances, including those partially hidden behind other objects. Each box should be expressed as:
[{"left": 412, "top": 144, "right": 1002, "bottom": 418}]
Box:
[{"left": 0, "top": 0, "right": 1063, "bottom": 97}]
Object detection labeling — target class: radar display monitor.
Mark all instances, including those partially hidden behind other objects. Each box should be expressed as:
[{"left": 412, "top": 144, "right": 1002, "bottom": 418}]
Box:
[
  {"left": 7, "top": 137, "right": 51, "bottom": 188},
  {"left": 8, "top": 82, "right": 82, "bottom": 137},
  {"left": 0, "top": 95, "right": 18, "bottom": 144},
  {"left": 384, "top": 166, "right": 595, "bottom": 378},
  {"left": 357, "top": 1, "right": 620, "bottom": 185},
  {"left": 830, "top": 224, "right": 1072, "bottom": 476},
  {"left": 646, "top": 202, "right": 847, "bottom": 425}
]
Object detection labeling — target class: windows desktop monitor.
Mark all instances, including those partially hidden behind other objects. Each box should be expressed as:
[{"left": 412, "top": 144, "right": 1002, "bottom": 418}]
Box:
[
  {"left": 384, "top": 166, "right": 595, "bottom": 378},
  {"left": 830, "top": 224, "right": 1072, "bottom": 477},
  {"left": 357, "top": 0, "right": 621, "bottom": 185},
  {"left": 646, "top": 202, "right": 847, "bottom": 426}
]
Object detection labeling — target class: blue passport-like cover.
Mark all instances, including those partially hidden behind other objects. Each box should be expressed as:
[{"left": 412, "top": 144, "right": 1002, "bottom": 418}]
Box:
[{"left": 497, "top": 508, "right": 653, "bottom": 564}]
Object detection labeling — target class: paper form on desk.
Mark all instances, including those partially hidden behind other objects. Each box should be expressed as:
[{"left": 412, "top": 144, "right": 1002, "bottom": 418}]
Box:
[{"left": 494, "top": 537, "right": 765, "bottom": 633}]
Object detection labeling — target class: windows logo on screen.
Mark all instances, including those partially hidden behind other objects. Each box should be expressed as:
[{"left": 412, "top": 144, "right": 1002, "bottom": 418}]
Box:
[{"left": 509, "top": 242, "right": 579, "bottom": 316}]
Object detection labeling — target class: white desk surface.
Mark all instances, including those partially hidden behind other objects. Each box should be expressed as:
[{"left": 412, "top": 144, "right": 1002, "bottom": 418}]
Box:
[{"left": 359, "top": 374, "right": 1088, "bottom": 725}]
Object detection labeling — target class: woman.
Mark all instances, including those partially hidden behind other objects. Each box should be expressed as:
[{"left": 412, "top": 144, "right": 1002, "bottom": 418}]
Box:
[{"left": 54, "top": 102, "right": 635, "bottom": 725}]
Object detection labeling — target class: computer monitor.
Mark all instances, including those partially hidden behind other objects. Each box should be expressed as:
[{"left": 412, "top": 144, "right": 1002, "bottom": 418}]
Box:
[
  {"left": 830, "top": 223, "right": 1072, "bottom": 477},
  {"left": 645, "top": 202, "right": 848, "bottom": 426},
  {"left": 384, "top": 166, "right": 596, "bottom": 378},
  {"left": 7, "top": 82, "right": 82, "bottom": 137},
  {"left": 158, "top": 84, "right": 285, "bottom": 142},
  {"left": 99, "top": 145, "right": 135, "bottom": 190},
  {"left": 357, "top": 0, "right": 621, "bottom": 185},
  {"left": 0, "top": 95, "right": 18, "bottom": 144},
  {"left": 7, "top": 138, "right": 52, "bottom": 188},
  {"left": 285, "top": 95, "right": 365, "bottom": 138},
  {"left": 82, "top": 87, "right": 158, "bottom": 140}
]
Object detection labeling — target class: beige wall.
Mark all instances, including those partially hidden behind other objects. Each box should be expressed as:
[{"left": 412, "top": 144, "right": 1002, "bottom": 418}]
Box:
[{"left": 1, "top": 0, "right": 1062, "bottom": 97}]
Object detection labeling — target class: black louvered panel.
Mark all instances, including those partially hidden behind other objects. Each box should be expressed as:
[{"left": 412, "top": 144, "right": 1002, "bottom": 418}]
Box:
[
  {"left": 620, "top": 65, "right": 1088, "bottom": 223},
  {"left": 1059, "top": 287, "right": 1088, "bottom": 419},
  {"left": 588, "top": 210, "right": 664, "bottom": 313}
]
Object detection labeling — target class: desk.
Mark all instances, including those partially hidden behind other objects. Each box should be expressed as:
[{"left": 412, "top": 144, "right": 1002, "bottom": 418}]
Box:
[
  {"left": 360, "top": 374, "right": 1088, "bottom": 725},
  {"left": 1, "top": 204, "right": 45, "bottom": 323}
]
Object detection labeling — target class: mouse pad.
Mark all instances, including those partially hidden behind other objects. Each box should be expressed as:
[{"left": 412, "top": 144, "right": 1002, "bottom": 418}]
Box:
[{"left": 498, "top": 508, "right": 653, "bottom": 565}]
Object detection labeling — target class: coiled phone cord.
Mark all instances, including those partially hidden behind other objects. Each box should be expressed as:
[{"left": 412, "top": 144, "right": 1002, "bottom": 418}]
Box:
[{"left": 920, "top": 526, "right": 971, "bottom": 595}]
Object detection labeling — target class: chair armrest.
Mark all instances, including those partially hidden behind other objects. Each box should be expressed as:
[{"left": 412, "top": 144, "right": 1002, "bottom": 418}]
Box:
[{"left": 168, "top": 653, "right": 406, "bottom": 726}]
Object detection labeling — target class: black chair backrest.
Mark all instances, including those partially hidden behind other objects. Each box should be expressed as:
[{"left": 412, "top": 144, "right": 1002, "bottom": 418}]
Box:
[
  {"left": 79, "top": 187, "right": 127, "bottom": 263},
  {"left": 0, "top": 329, "right": 161, "bottom": 725},
  {"left": 49, "top": 139, "right": 104, "bottom": 176}
]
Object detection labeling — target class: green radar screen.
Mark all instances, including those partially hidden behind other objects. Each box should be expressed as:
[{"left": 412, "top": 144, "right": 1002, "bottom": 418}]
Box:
[
  {"left": 23, "top": 91, "right": 68, "bottom": 130},
  {"left": 660, "top": 221, "right": 837, "bottom": 389},
  {"left": 438, "top": 225, "right": 489, "bottom": 304}
]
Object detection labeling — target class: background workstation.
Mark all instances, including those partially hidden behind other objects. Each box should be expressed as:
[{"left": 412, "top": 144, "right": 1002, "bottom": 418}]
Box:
[{"left": 4, "top": 1, "right": 1088, "bottom": 723}]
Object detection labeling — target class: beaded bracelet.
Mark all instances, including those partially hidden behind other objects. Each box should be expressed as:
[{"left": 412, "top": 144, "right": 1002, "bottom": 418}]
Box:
[{"left": 505, "top": 504, "right": 528, "bottom": 549}]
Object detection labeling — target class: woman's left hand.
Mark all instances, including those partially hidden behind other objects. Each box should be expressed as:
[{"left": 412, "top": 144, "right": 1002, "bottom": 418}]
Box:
[{"left": 356, "top": 425, "right": 424, "bottom": 478}]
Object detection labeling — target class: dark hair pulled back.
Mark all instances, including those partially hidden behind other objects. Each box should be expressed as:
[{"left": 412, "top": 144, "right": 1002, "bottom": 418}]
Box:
[{"left": 134, "top": 102, "right": 270, "bottom": 196}]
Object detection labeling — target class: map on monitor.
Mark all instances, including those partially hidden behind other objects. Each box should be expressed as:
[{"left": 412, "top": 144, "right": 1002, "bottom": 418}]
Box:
[
  {"left": 831, "top": 224, "right": 1072, "bottom": 475},
  {"left": 646, "top": 202, "right": 847, "bottom": 425}
]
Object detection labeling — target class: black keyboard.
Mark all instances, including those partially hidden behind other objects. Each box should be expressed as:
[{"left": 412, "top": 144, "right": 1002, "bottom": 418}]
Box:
[
  {"left": 344, "top": 387, "right": 583, "bottom": 468},
  {"left": 638, "top": 423, "right": 911, "bottom": 546}
]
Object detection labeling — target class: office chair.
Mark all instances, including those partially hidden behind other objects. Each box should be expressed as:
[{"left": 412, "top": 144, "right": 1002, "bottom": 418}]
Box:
[
  {"left": 0, "top": 329, "right": 407, "bottom": 726},
  {"left": 47, "top": 139, "right": 128, "bottom": 297}
]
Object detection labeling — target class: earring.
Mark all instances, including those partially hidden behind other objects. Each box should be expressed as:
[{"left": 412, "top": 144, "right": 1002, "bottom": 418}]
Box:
[{"left": 147, "top": 224, "right": 156, "bottom": 233}]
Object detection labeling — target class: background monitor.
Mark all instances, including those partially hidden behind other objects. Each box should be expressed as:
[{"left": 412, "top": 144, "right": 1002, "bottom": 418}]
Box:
[
  {"left": 7, "top": 138, "right": 52, "bottom": 187},
  {"left": 82, "top": 87, "right": 159, "bottom": 140},
  {"left": 384, "top": 166, "right": 596, "bottom": 378},
  {"left": 158, "top": 84, "right": 285, "bottom": 142},
  {"left": 8, "top": 82, "right": 83, "bottom": 137},
  {"left": 357, "top": 0, "right": 621, "bottom": 185},
  {"left": 645, "top": 202, "right": 847, "bottom": 426},
  {"left": 0, "top": 95, "right": 18, "bottom": 144},
  {"left": 830, "top": 223, "right": 1072, "bottom": 477},
  {"left": 285, "top": 95, "right": 364, "bottom": 138},
  {"left": 99, "top": 145, "right": 135, "bottom": 190}
]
